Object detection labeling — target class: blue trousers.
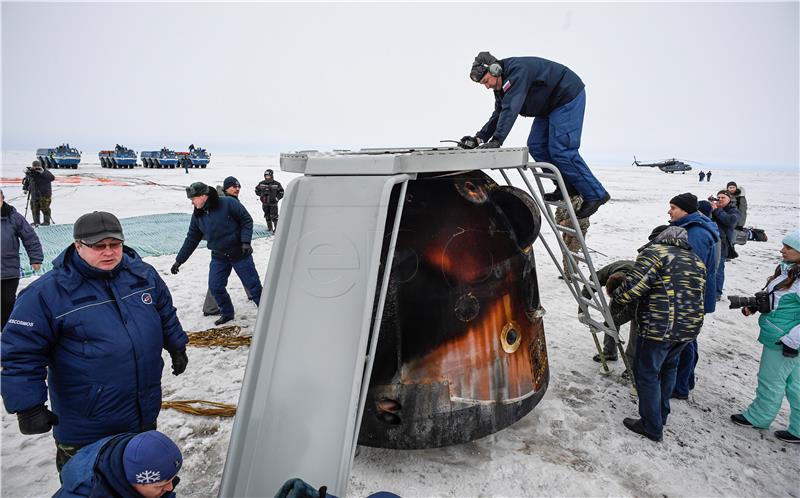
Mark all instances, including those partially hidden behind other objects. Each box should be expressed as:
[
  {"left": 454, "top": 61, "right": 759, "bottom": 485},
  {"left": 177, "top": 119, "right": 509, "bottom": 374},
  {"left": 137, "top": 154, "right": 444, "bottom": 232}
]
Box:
[
  {"left": 527, "top": 90, "right": 607, "bottom": 201},
  {"left": 209, "top": 254, "right": 263, "bottom": 318},
  {"left": 673, "top": 339, "right": 698, "bottom": 397},
  {"left": 635, "top": 338, "right": 689, "bottom": 438},
  {"left": 716, "top": 256, "right": 726, "bottom": 298}
]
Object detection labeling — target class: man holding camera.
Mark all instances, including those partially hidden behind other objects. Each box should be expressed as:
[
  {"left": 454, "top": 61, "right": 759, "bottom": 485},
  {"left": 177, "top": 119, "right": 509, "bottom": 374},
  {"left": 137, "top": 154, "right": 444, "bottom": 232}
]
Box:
[
  {"left": 710, "top": 190, "right": 742, "bottom": 299},
  {"left": 22, "top": 160, "right": 55, "bottom": 226},
  {"left": 255, "top": 169, "right": 284, "bottom": 233}
]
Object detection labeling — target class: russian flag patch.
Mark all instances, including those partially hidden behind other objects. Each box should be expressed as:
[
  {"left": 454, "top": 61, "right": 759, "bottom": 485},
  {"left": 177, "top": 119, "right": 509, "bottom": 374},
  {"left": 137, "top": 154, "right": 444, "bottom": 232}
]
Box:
[{"left": 503, "top": 80, "right": 511, "bottom": 92}]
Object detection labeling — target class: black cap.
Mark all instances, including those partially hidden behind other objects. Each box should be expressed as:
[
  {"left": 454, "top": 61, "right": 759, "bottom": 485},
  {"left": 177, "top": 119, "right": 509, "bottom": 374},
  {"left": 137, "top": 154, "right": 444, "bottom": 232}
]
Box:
[
  {"left": 264, "top": 169, "right": 273, "bottom": 176},
  {"left": 726, "top": 181, "right": 737, "bottom": 188},
  {"left": 223, "top": 176, "right": 240, "bottom": 190},
  {"left": 669, "top": 192, "right": 698, "bottom": 214},
  {"left": 185, "top": 182, "right": 210, "bottom": 198},
  {"left": 74, "top": 211, "right": 125, "bottom": 244}
]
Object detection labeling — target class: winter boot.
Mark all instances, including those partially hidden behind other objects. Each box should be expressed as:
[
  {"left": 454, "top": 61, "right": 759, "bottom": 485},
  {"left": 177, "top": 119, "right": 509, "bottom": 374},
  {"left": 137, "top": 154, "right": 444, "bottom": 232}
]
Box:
[
  {"left": 730, "top": 413, "right": 755, "bottom": 427},
  {"left": 42, "top": 213, "right": 51, "bottom": 226},
  {"left": 623, "top": 417, "right": 662, "bottom": 442},
  {"left": 775, "top": 430, "right": 800, "bottom": 443},
  {"left": 266, "top": 219, "right": 274, "bottom": 233},
  {"left": 214, "top": 315, "right": 234, "bottom": 326}
]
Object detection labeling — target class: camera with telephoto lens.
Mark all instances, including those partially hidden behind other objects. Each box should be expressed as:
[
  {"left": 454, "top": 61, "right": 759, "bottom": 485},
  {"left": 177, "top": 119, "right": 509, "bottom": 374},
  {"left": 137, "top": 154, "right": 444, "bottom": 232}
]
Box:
[
  {"left": 707, "top": 196, "right": 719, "bottom": 202},
  {"left": 728, "top": 291, "right": 771, "bottom": 314}
]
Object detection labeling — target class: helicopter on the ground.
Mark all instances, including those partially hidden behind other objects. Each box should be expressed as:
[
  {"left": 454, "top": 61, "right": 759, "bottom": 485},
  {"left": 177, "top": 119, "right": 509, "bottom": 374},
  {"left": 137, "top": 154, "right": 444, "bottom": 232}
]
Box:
[{"left": 632, "top": 155, "right": 694, "bottom": 173}]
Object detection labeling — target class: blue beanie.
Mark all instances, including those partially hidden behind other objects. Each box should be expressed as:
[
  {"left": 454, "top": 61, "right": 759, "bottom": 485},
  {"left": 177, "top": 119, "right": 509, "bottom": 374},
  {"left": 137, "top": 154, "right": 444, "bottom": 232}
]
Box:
[
  {"left": 223, "top": 176, "right": 240, "bottom": 190},
  {"left": 782, "top": 229, "right": 800, "bottom": 252},
  {"left": 123, "top": 431, "right": 182, "bottom": 484}
]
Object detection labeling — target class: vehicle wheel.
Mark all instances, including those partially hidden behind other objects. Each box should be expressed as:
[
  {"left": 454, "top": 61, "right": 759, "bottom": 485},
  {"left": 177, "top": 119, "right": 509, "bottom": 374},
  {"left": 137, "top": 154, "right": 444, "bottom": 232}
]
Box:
[
  {"left": 73, "top": 164, "right": 78, "bottom": 169},
  {"left": 201, "top": 164, "right": 207, "bottom": 168},
  {"left": 112, "top": 159, "right": 118, "bottom": 169}
]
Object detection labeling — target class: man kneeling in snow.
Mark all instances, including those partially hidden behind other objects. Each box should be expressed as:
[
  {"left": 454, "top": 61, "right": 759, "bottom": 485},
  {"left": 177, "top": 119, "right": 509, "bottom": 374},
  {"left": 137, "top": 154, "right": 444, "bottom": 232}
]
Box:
[
  {"left": 54, "top": 430, "right": 183, "bottom": 498},
  {"left": 612, "top": 225, "right": 706, "bottom": 442}
]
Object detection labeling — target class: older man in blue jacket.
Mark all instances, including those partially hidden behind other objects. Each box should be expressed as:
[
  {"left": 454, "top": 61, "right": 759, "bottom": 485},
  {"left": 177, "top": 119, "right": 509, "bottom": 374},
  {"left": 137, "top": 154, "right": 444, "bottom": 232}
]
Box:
[
  {"left": 171, "top": 182, "right": 263, "bottom": 326},
  {"left": 461, "top": 52, "right": 610, "bottom": 219},
  {"left": 1, "top": 211, "right": 188, "bottom": 473},
  {"left": 667, "top": 193, "right": 720, "bottom": 399}
]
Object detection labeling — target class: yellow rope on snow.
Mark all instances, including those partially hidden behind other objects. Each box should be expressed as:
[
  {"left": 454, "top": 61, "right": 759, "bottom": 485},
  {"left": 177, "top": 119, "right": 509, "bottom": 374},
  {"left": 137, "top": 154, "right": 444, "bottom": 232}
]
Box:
[
  {"left": 161, "top": 399, "right": 237, "bottom": 417},
  {"left": 186, "top": 325, "right": 251, "bottom": 348}
]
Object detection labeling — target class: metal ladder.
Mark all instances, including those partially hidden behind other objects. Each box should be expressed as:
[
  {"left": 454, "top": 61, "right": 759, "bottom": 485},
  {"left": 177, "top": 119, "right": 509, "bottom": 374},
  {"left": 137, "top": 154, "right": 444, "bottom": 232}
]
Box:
[{"left": 496, "top": 162, "right": 634, "bottom": 379}]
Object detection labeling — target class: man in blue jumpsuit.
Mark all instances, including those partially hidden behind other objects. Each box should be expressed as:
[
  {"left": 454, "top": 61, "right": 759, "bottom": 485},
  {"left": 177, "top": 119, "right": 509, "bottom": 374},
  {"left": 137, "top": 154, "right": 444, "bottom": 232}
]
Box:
[
  {"left": 461, "top": 52, "right": 610, "bottom": 219},
  {"left": 171, "top": 182, "right": 263, "bottom": 326},
  {"left": 1, "top": 211, "right": 188, "bottom": 473}
]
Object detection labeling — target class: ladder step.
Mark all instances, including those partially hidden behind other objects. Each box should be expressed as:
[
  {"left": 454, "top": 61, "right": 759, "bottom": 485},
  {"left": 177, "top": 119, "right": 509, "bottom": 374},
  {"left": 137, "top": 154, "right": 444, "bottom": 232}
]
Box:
[
  {"left": 555, "top": 225, "right": 577, "bottom": 235},
  {"left": 532, "top": 172, "right": 558, "bottom": 180},
  {"left": 579, "top": 296, "right": 604, "bottom": 312},
  {"left": 544, "top": 200, "right": 567, "bottom": 208}
]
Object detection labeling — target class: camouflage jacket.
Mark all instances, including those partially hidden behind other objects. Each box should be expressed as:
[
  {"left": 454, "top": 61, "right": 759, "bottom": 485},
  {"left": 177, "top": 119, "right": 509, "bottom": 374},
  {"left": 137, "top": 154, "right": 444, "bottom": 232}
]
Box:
[{"left": 612, "top": 226, "right": 706, "bottom": 342}]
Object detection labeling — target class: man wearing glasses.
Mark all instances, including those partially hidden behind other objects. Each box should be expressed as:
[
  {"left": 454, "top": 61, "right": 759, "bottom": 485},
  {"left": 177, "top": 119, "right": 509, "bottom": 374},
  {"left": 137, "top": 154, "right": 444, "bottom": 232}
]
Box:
[{"left": 1, "top": 211, "right": 188, "bottom": 474}]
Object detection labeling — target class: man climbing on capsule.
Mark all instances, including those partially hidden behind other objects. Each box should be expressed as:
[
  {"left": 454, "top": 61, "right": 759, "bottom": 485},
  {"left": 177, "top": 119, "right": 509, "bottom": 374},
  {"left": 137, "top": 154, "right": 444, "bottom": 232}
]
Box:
[{"left": 460, "top": 52, "right": 610, "bottom": 219}]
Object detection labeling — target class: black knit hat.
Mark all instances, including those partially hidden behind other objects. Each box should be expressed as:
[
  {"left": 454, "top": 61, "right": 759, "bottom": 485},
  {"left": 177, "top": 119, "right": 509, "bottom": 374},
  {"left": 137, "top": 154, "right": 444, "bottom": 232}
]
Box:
[
  {"left": 669, "top": 192, "right": 698, "bottom": 214},
  {"left": 74, "top": 211, "right": 125, "bottom": 244},
  {"left": 726, "top": 181, "right": 737, "bottom": 188},
  {"left": 223, "top": 176, "right": 240, "bottom": 190}
]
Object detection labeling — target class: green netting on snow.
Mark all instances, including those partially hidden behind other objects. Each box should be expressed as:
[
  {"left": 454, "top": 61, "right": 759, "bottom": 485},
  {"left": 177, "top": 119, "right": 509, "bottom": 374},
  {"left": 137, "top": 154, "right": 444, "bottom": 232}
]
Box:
[{"left": 18, "top": 213, "right": 272, "bottom": 278}]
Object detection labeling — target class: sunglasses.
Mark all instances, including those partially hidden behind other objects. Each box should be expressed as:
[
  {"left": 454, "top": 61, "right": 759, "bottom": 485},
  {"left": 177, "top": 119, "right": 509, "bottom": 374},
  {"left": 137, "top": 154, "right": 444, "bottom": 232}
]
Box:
[{"left": 80, "top": 240, "right": 123, "bottom": 251}]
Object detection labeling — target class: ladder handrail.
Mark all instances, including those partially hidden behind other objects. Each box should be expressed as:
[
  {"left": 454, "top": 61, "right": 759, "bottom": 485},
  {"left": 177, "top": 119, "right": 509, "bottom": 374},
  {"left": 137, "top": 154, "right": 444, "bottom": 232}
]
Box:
[{"left": 498, "top": 162, "right": 632, "bottom": 377}]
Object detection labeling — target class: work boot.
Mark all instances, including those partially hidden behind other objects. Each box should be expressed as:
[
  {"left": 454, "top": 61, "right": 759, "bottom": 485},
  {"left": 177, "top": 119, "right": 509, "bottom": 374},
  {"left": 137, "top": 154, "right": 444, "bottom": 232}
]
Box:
[
  {"left": 593, "top": 352, "right": 618, "bottom": 363},
  {"left": 214, "top": 315, "right": 234, "bottom": 326},
  {"left": 574, "top": 192, "right": 611, "bottom": 218},
  {"left": 774, "top": 430, "right": 800, "bottom": 443},
  {"left": 43, "top": 213, "right": 51, "bottom": 226},
  {"left": 623, "top": 417, "right": 662, "bottom": 442},
  {"left": 543, "top": 190, "right": 565, "bottom": 202},
  {"left": 266, "top": 219, "right": 274, "bottom": 232},
  {"left": 575, "top": 192, "right": 611, "bottom": 218}
]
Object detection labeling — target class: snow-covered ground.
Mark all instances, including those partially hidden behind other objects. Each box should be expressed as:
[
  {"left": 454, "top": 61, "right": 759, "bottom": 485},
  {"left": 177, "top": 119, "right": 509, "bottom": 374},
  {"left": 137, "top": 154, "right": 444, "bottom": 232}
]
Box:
[{"left": 1, "top": 151, "right": 798, "bottom": 497}]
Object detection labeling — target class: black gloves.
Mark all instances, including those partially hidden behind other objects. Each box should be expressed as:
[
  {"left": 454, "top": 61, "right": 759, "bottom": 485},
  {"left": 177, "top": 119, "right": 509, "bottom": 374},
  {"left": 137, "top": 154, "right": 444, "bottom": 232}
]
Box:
[
  {"left": 241, "top": 243, "right": 253, "bottom": 257},
  {"left": 776, "top": 341, "right": 798, "bottom": 358},
  {"left": 478, "top": 138, "right": 502, "bottom": 149},
  {"left": 459, "top": 135, "right": 480, "bottom": 149},
  {"left": 170, "top": 262, "right": 181, "bottom": 275},
  {"left": 170, "top": 349, "right": 188, "bottom": 375},
  {"left": 17, "top": 405, "right": 59, "bottom": 435}
]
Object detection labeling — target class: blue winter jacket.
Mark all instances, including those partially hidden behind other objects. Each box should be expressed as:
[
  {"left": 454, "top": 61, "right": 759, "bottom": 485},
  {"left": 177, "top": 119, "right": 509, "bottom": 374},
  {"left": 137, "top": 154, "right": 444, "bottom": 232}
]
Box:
[
  {"left": 476, "top": 56, "right": 585, "bottom": 145},
  {"left": 1, "top": 202, "right": 43, "bottom": 279},
  {"left": 54, "top": 433, "right": 178, "bottom": 498},
  {"left": 1, "top": 246, "right": 187, "bottom": 445},
  {"left": 670, "top": 212, "right": 720, "bottom": 313},
  {"left": 175, "top": 189, "right": 254, "bottom": 264}
]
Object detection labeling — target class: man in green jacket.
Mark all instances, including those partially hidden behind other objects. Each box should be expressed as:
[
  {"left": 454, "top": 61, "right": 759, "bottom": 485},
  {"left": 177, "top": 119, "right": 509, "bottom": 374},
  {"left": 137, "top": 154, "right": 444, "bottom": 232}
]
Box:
[{"left": 613, "top": 225, "right": 706, "bottom": 442}]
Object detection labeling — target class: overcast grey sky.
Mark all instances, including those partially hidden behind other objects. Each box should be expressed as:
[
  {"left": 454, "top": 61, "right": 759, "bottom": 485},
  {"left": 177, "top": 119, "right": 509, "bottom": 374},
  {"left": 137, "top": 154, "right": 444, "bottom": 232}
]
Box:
[{"left": 2, "top": 2, "right": 798, "bottom": 167}]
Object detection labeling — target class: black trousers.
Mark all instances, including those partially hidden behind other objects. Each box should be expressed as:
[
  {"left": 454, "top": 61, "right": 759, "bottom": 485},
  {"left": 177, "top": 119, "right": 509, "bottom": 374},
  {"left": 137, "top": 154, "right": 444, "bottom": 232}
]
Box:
[{"left": 1, "top": 278, "right": 20, "bottom": 330}]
